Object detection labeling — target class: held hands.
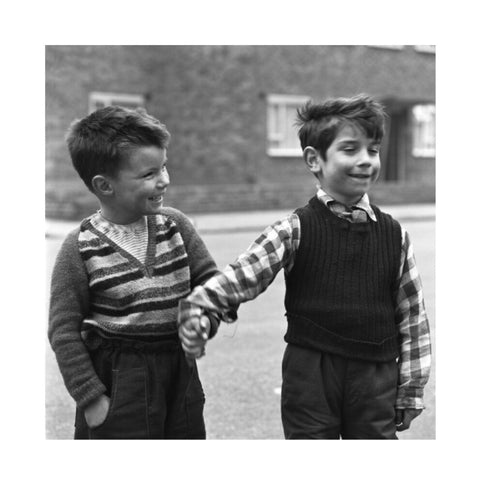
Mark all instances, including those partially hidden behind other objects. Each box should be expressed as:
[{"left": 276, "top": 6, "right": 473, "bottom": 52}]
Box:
[
  {"left": 395, "top": 408, "right": 423, "bottom": 432},
  {"left": 84, "top": 394, "right": 110, "bottom": 429},
  {"left": 177, "top": 300, "right": 210, "bottom": 359}
]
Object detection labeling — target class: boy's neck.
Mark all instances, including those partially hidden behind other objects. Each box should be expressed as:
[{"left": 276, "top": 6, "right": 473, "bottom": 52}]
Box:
[
  {"left": 98, "top": 204, "right": 144, "bottom": 226},
  {"left": 317, "top": 185, "right": 365, "bottom": 207}
]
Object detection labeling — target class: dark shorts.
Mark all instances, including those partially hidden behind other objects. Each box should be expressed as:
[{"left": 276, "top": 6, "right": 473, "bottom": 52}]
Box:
[
  {"left": 281, "top": 344, "right": 398, "bottom": 439},
  {"left": 74, "top": 335, "right": 206, "bottom": 439}
]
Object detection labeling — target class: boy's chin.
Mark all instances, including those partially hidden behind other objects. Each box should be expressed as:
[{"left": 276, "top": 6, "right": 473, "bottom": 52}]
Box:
[
  {"left": 146, "top": 207, "right": 164, "bottom": 215},
  {"left": 147, "top": 200, "right": 165, "bottom": 211}
]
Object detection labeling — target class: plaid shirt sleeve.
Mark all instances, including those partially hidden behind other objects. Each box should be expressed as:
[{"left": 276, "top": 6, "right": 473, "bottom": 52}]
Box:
[
  {"left": 394, "top": 227, "right": 432, "bottom": 409},
  {"left": 186, "top": 214, "right": 300, "bottom": 322}
]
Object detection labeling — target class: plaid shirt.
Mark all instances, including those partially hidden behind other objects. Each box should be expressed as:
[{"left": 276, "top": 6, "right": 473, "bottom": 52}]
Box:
[{"left": 187, "top": 188, "right": 431, "bottom": 409}]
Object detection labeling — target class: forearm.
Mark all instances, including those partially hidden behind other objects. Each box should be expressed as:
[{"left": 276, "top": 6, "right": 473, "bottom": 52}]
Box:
[
  {"left": 396, "top": 319, "right": 431, "bottom": 409},
  {"left": 49, "top": 322, "right": 107, "bottom": 409},
  {"left": 186, "top": 269, "right": 243, "bottom": 322},
  {"left": 186, "top": 216, "right": 298, "bottom": 321},
  {"left": 395, "top": 230, "right": 432, "bottom": 409},
  {"left": 48, "top": 231, "right": 106, "bottom": 408},
  {"left": 186, "top": 257, "right": 278, "bottom": 322}
]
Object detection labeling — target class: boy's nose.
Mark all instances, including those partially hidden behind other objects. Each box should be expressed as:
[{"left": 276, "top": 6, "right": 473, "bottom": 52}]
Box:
[
  {"left": 157, "top": 172, "right": 170, "bottom": 188},
  {"left": 358, "top": 148, "right": 373, "bottom": 165}
]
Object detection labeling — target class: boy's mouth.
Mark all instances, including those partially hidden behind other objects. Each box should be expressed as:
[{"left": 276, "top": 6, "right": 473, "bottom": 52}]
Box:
[
  {"left": 349, "top": 174, "right": 371, "bottom": 179},
  {"left": 149, "top": 194, "right": 164, "bottom": 202}
]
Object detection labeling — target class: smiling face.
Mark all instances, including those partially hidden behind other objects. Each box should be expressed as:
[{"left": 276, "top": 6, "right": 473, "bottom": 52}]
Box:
[
  {"left": 314, "top": 123, "right": 381, "bottom": 206},
  {"left": 103, "top": 145, "right": 170, "bottom": 224}
]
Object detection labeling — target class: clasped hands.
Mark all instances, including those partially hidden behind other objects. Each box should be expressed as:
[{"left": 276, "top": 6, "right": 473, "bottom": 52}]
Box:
[{"left": 177, "top": 300, "right": 210, "bottom": 359}]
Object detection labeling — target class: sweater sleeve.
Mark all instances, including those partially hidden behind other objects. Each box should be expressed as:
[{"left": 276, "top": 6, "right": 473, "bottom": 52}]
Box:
[
  {"left": 161, "top": 207, "right": 221, "bottom": 337},
  {"left": 48, "top": 228, "right": 107, "bottom": 409},
  {"left": 161, "top": 207, "right": 219, "bottom": 285}
]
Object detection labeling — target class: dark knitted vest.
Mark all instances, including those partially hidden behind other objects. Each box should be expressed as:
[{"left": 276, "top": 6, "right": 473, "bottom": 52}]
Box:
[{"left": 284, "top": 197, "right": 402, "bottom": 361}]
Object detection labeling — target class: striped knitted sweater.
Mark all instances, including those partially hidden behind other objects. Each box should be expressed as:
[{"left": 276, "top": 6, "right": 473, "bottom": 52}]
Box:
[{"left": 48, "top": 207, "right": 218, "bottom": 408}]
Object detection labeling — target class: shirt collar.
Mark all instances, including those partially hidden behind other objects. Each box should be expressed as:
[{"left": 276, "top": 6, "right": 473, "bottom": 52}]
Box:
[{"left": 315, "top": 185, "right": 377, "bottom": 222}]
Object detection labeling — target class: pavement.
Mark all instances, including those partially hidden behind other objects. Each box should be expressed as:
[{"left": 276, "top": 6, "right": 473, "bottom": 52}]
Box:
[
  {"left": 46, "top": 203, "right": 435, "bottom": 238},
  {"left": 45, "top": 204, "right": 436, "bottom": 439}
]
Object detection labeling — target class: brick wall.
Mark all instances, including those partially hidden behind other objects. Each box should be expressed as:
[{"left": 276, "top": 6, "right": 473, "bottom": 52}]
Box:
[
  {"left": 46, "top": 45, "right": 435, "bottom": 218},
  {"left": 46, "top": 179, "right": 435, "bottom": 221}
]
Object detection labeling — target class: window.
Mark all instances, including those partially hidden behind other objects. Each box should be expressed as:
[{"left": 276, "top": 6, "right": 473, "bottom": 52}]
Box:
[
  {"left": 267, "top": 94, "right": 310, "bottom": 156},
  {"left": 412, "top": 104, "right": 435, "bottom": 157},
  {"left": 414, "top": 45, "right": 435, "bottom": 54},
  {"left": 88, "top": 92, "right": 145, "bottom": 113}
]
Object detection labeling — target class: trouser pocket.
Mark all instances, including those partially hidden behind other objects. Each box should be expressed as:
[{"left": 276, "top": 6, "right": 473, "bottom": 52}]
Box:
[{"left": 88, "top": 366, "right": 149, "bottom": 439}]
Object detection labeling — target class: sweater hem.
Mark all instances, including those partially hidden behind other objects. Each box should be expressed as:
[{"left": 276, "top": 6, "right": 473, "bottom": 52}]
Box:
[{"left": 285, "top": 313, "right": 399, "bottom": 362}]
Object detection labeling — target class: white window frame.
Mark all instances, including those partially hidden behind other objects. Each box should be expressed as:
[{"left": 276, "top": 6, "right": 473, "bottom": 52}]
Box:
[
  {"left": 369, "top": 45, "right": 404, "bottom": 50},
  {"left": 411, "top": 104, "right": 436, "bottom": 157},
  {"left": 414, "top": 45, "right": 435, "bottom": 54},
  {"left": 267, "top": 94, "right": 310, "bottom": 157},
  {"left": 88, "top": 91, "right": 145, "bottom": 113}
]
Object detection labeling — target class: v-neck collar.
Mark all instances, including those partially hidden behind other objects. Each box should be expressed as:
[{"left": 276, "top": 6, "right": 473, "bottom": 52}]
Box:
[{"left": 85, "top": 214, "right": 158, "bottom": 277}]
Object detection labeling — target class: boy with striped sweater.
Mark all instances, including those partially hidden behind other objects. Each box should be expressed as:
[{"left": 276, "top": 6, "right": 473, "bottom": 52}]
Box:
[
  {"left": 179, "top": 94, "right": 432, "bottom": 439},
  {"left": 48, "top": 106, "right": 217, "bottom": 439}
]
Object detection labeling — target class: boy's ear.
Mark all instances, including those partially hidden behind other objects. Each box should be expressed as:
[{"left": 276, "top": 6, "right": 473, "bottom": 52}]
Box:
[
  {"left": 91, "top": 175, "right": 114, "bottom": 196},
  {"left": 303, "top": 146, "right": 323, "bottom": 176}
]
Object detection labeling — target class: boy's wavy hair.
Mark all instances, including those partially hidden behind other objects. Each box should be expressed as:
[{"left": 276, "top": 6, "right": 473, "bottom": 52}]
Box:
[
  {"left": 66, "top": 105, "right": 171, "bottom": 192},
  {"left": 295, "top": 94, "right": 387, "bottom": 160}
]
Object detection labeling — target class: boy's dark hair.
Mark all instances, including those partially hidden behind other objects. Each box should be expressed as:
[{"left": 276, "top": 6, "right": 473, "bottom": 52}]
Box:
[
  {"left": 66, "top": 105, "right": 171, "bottom": 191},
  {"left": 296, "top": 94, "right": 386, "bottom": 160}
]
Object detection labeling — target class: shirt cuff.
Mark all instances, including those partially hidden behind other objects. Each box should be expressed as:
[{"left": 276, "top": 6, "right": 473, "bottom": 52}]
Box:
[
  {"left": 395, "top": 392, "right": 425, "bottom": 410},
  {"left": 186, "top": 287, "right": 238, "bottom": 323}
]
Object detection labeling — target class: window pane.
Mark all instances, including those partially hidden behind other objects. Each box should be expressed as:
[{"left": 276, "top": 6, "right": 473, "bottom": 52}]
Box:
[
  {"left": 284, "top": 105, "right": 299, "bottom": 148},
  {"left": 267, "top": 95, "right": 309, "bottom": 156},
  {"left": 412, "top": 104, "right": 435, "bottom": 157}
]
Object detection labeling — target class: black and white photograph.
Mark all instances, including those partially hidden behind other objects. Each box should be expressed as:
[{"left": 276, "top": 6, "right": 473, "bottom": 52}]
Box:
[
  {"left": 45, "top": 45, "right": 436, "bottom": 440},
  {"left": 4, "top": 1, "right": 480, "bottom": 482}
]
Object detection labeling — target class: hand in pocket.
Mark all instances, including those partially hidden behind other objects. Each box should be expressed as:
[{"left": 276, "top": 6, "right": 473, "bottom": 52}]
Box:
[{"left": 84, "top": 394, "right": 111, "bottom": 429}]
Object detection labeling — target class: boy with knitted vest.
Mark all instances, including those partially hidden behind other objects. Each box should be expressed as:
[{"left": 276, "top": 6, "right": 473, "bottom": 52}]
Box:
[
  {"left": 48, "top": 106, "right": 217, "bottom": 439},
  {"left": 178, "top": 94, "right": 431, "bottom": 439}
]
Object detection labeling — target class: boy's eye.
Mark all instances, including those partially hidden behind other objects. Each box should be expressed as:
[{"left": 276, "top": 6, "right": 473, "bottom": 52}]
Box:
[{"left": 143, "top": 172, "right": 155, "bottom": 178}]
